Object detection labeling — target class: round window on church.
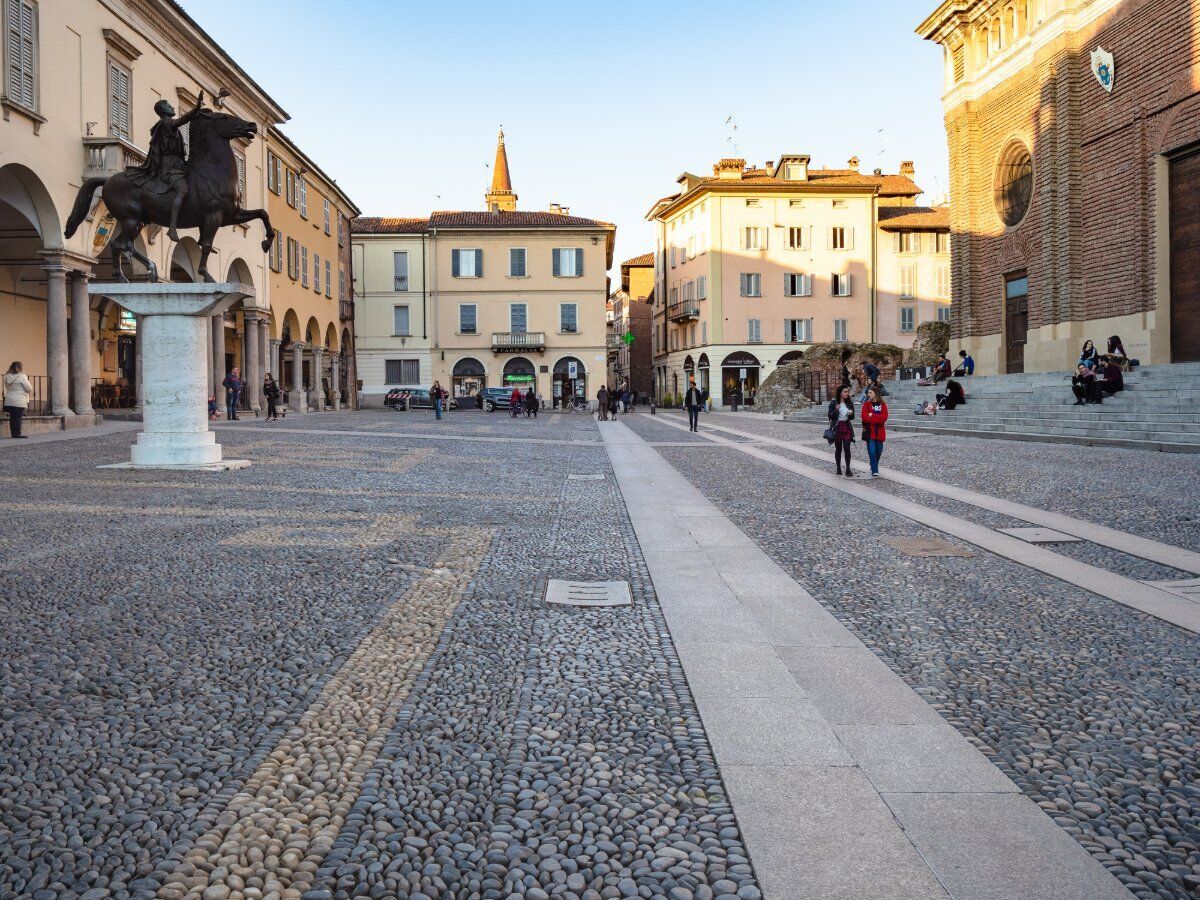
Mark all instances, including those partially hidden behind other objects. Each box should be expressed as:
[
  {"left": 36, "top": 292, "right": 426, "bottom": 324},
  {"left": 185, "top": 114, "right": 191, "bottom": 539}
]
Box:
[{"left": 994, "top": 141, "right": 1034, "bottom": 227}]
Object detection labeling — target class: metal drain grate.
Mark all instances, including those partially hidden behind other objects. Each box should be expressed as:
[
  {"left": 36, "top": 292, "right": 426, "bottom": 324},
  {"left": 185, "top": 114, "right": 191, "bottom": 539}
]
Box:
[
  {"left": 996, "top": 526, "right": 1081, "bottom": 544},
  {"left": 568, "top": 473, "right": 605, "bottom": 481},
  {"left": 546, "top": 579, "right": 632, "bottom": 608},
  {"left": 883, "top": 536, "right": 974, "bottom": 558}
]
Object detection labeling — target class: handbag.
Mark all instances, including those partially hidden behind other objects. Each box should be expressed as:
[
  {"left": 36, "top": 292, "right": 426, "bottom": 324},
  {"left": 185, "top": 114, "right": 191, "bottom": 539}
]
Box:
[{"left": 822, "top": 426, "right": 836, "bottom": 443}]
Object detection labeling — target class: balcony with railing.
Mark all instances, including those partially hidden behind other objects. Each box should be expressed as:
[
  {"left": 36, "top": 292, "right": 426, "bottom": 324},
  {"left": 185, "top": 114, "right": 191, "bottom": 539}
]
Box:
[
  {"left": 492, "top": 331, "right": 546, "bottom": 353},
  {"left": 83, "top": 136, "right": 147, "bottom": 180},
  {"left": 339, "top": 299, "right": 354, "bottom": 321},
  {"left": 607, "top": 333, "right": 621, "bottom": 357},
  {"left": 667, "top": 301, "right": 700, "bottom": 322}
]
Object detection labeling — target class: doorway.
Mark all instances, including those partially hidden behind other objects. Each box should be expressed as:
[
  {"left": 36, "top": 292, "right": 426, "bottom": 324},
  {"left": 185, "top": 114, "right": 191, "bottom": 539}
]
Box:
[
  {"left": 1170, "top": 151, "right": 1200, "bottom": 362},
  {"left": 1004, "top": 273, "right": 1028, "bottom": 374}
]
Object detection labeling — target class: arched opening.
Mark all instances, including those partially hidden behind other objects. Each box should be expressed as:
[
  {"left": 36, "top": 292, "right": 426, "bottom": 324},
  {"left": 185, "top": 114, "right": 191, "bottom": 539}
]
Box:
[
  {"left": 697, "top": 352, "right": 711, "bottom": 396},
  {"left": 502, "top": 356, "right": 535, "bottom": 387},
  {"left": 778, "top": 349, "right": 804, "bottom": 365},
  {"left": 452, "top": 357, "right": 486, "bottom": 401},
  {"left": 551, "top": 355, "right": 586, "bottom": 408},
  {"left": 721, "top": 351, "right": 761, "bottom": 406},
  {"left": 225, "top": 257, "right": 254, "bottom": 288},
  {"left": 171, "top": 239, "right": 202, "bottom": 283}
]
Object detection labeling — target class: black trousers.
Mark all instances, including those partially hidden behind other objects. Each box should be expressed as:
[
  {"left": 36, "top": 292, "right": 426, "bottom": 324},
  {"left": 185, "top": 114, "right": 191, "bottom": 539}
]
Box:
[
  {"left": 687, "top": 405, "right": 700, "bottom": 430},
  {"left": 266, "top": 396, "right": 278, "bottom": 419},
  {"left": 1073, "top": 382, "right": 1102, "bottom": 403},
  {"left": 4, "top": 405, "right": 24, "bottom": 438}
]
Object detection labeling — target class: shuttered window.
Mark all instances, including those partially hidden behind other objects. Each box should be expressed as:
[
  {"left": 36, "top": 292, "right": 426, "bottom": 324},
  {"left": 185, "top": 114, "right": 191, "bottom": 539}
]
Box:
[
  {"left": 696, "top": 275, "right": 707, "bottom": 299},
  {"left": 108, "top": 59, "right": 131, "bottom": 140},
  {"left": 313, "top": 253, "right": 321, "bottom": 293},
  {"left": 748, "top": 319, "right": 762, "bottom": 342},
  {"left": 739, "top": 273, "right": 761, "bottom": 297},
  {"left": 459, "top": 304, "right": 477, "bottom": 334},
  {"left": 742, "top": 227, "right": 766, "bottom": 250},
  {"left": 829, "top": 226, "right": 853, "bottom": 251},
  {"left": 900, "top": 306, "right": 916, "bottom": 333},
  {"left": 787, "top": 226, "right": 811, "bottom": 250},
  {"left": 936, "top": 265, "right": 951, "bottom": 298},
  {"left": 785, "top": 318, "right": 812, "bottom": 343},
  {"left": 393, "top": 305, "right": 410, "bottom": 336},
  {"left": 301, "top": 246, "right": 309, "bottom": 287},
  {"left": 510, "top": 303, "right": 527, "bottom": 333},
  {"left": 784, "top": 273, "right": 812, "bottom": 297},
  {"left": 560, "top": 303, "right": 578, "bottom": 333},
  {"left": 286, "top": 238, "right": 299, "bottom": 279},
  {"left": 452, "top": 249, "right": 482, "bottom": 278},
  {"left": 937, "top": 305, "right": 952, "bottom": 323},
  {"left": 832, "top": 273, "right": 852, "bottom": 297},
  {"left": 299, "top": 178, "right": 308, "bottom": 218},
  {"left": 266, "top": 152, "right": 280, "bottom": 194},
  {"left": 900, "top": 265, "right": 916, "bottom": 298},
  {"left": 833, "top": 319, "right": 848, "bottom": 342},
  {"left": 325, "top": 260, "right": 332, "bottom": 298},
  {"left": 510, "top": 247, "right": 526, "bottom": 276},
  {"left": 393, "top": 251, "right": 409, "bottom": 291},
  {"left": 323, "top": 200, "right": 331, "bottom": 235},
  {"left": 553, "top": 248, "right": 584, "bottom": 277},
  {"left": 5, "top": 0, "right": 36, "bottom": 111}
]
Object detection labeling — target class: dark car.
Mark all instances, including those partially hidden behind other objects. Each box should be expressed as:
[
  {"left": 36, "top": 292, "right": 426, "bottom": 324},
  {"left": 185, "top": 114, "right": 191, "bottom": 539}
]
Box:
[
  {"left": 386, "top": 388, "right": 456, "bottom": 411},
  {"left": 480, "top": 387, "right": 520, "bottom": 411}
]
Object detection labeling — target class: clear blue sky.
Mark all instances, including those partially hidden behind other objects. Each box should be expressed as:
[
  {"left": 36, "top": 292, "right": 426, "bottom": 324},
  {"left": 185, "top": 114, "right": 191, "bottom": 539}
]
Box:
[{"left": 182, "top": 0, "right": 948, "bottom": 270}]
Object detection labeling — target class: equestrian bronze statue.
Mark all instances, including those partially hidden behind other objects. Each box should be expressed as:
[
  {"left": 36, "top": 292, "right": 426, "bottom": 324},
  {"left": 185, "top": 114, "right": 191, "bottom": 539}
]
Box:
[{"left": 65, "top": 91, "right": 275, "bottom": 283}]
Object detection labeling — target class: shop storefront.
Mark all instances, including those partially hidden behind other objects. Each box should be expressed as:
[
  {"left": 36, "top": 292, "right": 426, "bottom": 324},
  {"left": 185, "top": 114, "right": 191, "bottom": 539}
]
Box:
[
  {"left": 453, "top": 357, "right": 486, "bottom": 402},
  {"left": 683, "top": 355, "right": 695, "bottom": 391},
  {"left": 697, "top": 353, "right": 710, "bottom": 397},
  {"left": 502, "top": 356, "right": 536, "bottom": 388},
  {"left": 552, "top": 356, "right": 587, "bottom": 409},
  {"left": 778, "top": 349, "right": 804, "bottom": 366},
  {"left": 721, "top": 351, "right": 760, "bottom": 406}
]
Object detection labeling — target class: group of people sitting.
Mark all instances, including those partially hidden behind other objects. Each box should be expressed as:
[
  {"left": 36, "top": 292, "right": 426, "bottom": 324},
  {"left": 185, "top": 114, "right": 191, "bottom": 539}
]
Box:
[
  {"left": 1071, "top": 337, "right": 1129, "bottom": 405},
  {"left": 918, "top": 350, "right": 974, "bottom": 386}
]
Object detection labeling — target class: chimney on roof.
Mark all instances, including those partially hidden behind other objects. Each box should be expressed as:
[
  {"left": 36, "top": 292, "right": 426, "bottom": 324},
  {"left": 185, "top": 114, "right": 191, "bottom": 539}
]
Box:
[
  {"left": 765, "top": 160, "right": 774, "bottom": 171},
  {"left": 900, "top": 160, "right": 916, "bottom": 176},
  {"left": 549, "top": 203, "right": 561, "bottom": 214},
  {"left": 873, "top": 168, "right": 883, "bottom": 177},
  {"left": 848, "top": 156, "right": 860, "bottom": 172},
  {"left": 714, "top": 158, "right": 746, "bottom": 180}
]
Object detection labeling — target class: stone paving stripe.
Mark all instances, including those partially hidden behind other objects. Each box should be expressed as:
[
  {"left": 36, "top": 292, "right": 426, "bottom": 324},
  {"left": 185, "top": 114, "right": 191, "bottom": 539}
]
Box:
[
  {"left": 215, "top": 423, "right": 603, "bottom": 447},
  {"left": 154, "top": 527, "right": 487, "bottom": 900},
  {"left": 997, "top": 526, "right": 1083, "bottom": 543},
  {"left": 601, "top": 419, "right": 1132, "bottom": 900},
  {"left": 666, "top": 413, "right": 1200, "bottom": 576},
  {"left": 648, "top": 413, "right": 1200, "bottom": 635}
]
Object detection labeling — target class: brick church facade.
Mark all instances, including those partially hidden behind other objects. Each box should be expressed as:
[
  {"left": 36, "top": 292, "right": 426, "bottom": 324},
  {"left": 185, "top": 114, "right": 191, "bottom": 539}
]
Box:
[{"left": 919, "top": 0, "right": 1200, "bottom": 374}]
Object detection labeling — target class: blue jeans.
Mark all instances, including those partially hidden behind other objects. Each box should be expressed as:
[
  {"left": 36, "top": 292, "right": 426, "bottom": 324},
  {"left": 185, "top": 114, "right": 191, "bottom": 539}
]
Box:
[
  {"left": 434, "top": 398, "right": 443, "bottom": 419},
  {"left": 687, "top": 405, "right": 700, "bottom": 430},
  {"left": 227, "top": 391, "right": 241, "bottom": 419},
  {"left": 865, "top": 439, "right": 884, "bottom": 474}
]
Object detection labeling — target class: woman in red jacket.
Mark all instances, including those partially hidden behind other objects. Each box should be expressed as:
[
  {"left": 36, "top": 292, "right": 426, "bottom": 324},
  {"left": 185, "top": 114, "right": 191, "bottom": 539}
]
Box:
[{"left": 860, "top": 385, "right": 889, "bottom": 478}]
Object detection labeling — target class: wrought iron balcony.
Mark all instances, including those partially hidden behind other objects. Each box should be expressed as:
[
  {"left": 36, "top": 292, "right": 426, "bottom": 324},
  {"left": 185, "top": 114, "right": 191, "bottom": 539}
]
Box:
[
  {"left": 339, "top": 299, "right": 354, "bottom": 321},
  {"left": 607, "top": 333, "right": 621, "bottom": 357},
  {"left": 492, "top": 331, "right": 546, "bottom": 353},
  {"left": 667, "top": 301, "right": 700, "bottom": 322},
  {"left": 83, "top": 136, "right": 147, "bottom": 180}
]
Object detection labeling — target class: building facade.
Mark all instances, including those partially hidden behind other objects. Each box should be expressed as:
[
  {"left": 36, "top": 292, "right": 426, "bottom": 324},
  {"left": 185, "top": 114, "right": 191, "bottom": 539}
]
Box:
[
  {"left": 647, "top": 155, "right": 947, "bottom": 405},
  {"left": 264, "top": 127, "right": 360, "bottom": 413},
  {"left": 918, "top": 0, "right": 1200, "bottom": 373},
  {"left": 608, "top": 253, "right": 654, "bottom": 397},
  {"left": 352, "top": 131, "right": 615, "bottom": 407}
]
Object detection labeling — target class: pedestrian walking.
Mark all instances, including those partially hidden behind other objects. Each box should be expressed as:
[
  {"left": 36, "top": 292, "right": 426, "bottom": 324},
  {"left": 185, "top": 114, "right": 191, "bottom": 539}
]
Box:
[
  {"left": 222, "top": 366, "right": 243, "bottom": 420},
  {"left": 3, "top": 361, "right": 33, "bottom": 439},
  {"left": 431, "top": 380, "right": 447, "bottom": 420},
  {"left": 827, "top": 385, "right": 856, "bottom": 477},
  {"left": 263, "top": 373, "right": 281, "bottom": 421},
  {"left": 860, "top": 385, "right": 888, "bottom": 478},
  {"left": 730, "top": 386, "right": 741, "bottom": 413},
  {"left": 524, "top": 388, "right": 539, "bottom": 418},
  {"left": 597, "top": 384, "right": 609, "bottom": 421},
  {"left": 509, "top": 385, "right": 522, "bottom": 418},
  {"left": 684, "top": 377, "right": 703, "bottom": 432}
]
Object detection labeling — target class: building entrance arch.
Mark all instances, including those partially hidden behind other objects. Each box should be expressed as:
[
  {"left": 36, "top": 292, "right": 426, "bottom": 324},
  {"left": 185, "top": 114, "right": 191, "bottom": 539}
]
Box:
[{"left": 552, "top": 356, "right": 587, "bottom": 408}]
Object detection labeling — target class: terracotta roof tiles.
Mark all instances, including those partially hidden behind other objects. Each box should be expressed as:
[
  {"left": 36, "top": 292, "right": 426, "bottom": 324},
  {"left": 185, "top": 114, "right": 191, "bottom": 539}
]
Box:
[
  {"left": 877, "top": 206, "right": 951, "bottom": 231},
  {"left": 622, "top": 252, "right": 654, "bottom": 267},
  {"left": 352, "top": 217, "right": 428, "bottom": 234},
  {"left": 428, "top": 210, "right": 613, "bottom": 228}
]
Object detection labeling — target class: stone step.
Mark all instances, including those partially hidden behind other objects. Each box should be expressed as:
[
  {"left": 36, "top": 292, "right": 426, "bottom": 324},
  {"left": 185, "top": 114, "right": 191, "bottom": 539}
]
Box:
[
  {"left": 885, "top": 422, "right": 1200, "bottom": 453},
  {"left": 886, "top": 416, "right": 1200, "bottom": 442}
]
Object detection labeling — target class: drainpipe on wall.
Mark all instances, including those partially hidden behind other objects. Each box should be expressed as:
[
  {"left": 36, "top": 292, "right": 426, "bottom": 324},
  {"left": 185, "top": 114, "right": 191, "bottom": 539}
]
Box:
[{"left": 870, "top": 193, "right": 878, "bottom": 344}]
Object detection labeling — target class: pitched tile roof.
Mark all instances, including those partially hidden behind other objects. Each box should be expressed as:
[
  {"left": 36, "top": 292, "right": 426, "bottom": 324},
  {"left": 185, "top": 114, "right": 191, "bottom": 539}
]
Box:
[
  {"left": 428, "top": 210, "right": 613, "bottom": 228},
  {"left": 877, "top": 205, "right": 951, "bottom": 231},
  {"left": 622, "top": 252, "right": 654, "bottom": 267},
  {"left": 352, "top": 217, "right": 428, "bottom": 234},
  {"left": 709, "top": 168, "right": 922, "bottom": 197}
]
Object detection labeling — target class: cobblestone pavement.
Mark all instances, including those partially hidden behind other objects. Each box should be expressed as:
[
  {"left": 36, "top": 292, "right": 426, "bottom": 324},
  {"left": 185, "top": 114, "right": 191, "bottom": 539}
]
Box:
[
  {"left": 0, "top": 412, "right": 758, "bottom": 900},
  {"left": 620, "top": 413, "right": 1200, "bottom": 899}
]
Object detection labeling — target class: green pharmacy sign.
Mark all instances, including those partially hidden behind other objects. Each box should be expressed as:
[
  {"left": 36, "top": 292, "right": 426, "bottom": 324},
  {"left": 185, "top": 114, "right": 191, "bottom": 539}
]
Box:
[{"left": 622, "top": 332, "right": 635, "bottom": 345}]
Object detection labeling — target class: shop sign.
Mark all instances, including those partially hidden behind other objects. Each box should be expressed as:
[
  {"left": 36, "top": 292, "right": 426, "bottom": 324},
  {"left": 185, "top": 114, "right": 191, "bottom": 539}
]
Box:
[
  {"left": 505, "top": 375, "right": 534, "bottom": 383},
  {"left": 721, "top": 352, "right": 760, "bottom": 368},
  {"left": 568, "top": 361, "right": 578, "bottom": 379},
  {"left": 739, "top": 368, "right": 747, "bottom": 379}
]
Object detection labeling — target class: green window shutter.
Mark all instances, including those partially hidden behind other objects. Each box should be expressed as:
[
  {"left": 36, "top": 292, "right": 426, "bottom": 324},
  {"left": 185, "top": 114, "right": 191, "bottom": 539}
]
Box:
[
  {"left": 451, "top": 250, "right": 460, "bottom": 277},
  {"left": 575, "top": 248, "right": 583, "bottom": 276},
  {"left": 552, "top": 249, "right": 561, "bottom": 277},
  {"left": 474, "top": 249, "right": 483, "bottom": 277}
]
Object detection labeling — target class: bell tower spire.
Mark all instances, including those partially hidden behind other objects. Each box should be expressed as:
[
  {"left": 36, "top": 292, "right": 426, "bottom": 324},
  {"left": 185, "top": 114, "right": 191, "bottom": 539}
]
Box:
[{"left": 485, "top": 128, "right": 517, "bottom": 212}]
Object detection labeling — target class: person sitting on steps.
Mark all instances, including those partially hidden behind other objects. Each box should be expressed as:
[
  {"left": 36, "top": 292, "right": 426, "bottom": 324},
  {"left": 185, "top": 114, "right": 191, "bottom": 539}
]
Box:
[{"left": 1071, "top": 363, "right": 1103, "bottom": 405}]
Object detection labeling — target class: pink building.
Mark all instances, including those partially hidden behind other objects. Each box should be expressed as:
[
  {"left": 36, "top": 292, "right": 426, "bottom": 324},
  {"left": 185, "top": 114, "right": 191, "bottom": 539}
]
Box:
[{"left": 647, "top": 155, "right": 950, "bottom": 405}]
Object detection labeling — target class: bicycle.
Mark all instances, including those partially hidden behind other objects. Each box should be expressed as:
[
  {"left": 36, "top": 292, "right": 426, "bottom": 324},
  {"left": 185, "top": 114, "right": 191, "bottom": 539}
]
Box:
[{"left": 564, "top": 395, "right": 589, "bottom": 414}]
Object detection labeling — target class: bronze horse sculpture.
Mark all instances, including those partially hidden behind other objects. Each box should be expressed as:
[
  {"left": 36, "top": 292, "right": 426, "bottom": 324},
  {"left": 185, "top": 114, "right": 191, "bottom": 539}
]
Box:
[{"left": 64, "top": 104, "right": 275, "bottom": 283}]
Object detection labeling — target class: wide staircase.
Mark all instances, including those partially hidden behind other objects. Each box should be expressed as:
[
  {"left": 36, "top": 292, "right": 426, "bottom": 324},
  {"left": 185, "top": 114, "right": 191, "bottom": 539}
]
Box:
[{"left": 783, "top": 362, "right": 1200, "bottom": 453}]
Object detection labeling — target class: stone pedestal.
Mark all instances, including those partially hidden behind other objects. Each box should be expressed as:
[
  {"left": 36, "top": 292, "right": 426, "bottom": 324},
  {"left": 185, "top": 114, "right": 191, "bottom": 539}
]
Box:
[{"left": 90, "top": 282, "right": 252, "bottom": 470}]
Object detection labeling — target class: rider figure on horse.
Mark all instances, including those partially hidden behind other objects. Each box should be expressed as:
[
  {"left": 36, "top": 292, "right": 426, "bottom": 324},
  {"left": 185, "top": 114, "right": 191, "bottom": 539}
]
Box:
[{"left": 126, "top": 90, "right": 204, "bottom": 243}]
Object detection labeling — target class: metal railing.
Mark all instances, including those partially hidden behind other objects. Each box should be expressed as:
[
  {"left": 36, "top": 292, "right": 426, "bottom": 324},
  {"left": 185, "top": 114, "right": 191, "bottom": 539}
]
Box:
[
  {"left": 339, "top": 299, "right": 354, "bottom": 321},
  {"left": 90, "top": 378, "right": 137, "bottom": 409},
  {"left": 3, "top": 374, "right": 51, "bottom": 415},
  {"left": 492, "top": 331, "right": 546, "bottom": 352},
  {"left": 795, "top": 368, "right": 836, "bottom": 404},
  {"left": 667, "top": 301, "right": 700, "bottom": 322}
]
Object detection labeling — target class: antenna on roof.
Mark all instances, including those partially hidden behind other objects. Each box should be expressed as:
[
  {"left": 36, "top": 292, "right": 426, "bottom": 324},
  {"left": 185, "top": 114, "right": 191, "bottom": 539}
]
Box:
[{"left": 724, "top": 115, "right": 739, "bottom": 155}]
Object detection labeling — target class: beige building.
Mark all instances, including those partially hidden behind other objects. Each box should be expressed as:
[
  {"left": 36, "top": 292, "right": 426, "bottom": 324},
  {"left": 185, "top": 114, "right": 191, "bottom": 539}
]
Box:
[
  {"left": 264, "top": 127, "right": 359, "bottom": 413},
  {"left": 0, "top": 0, "right": 286, "bottom": 429},
  {"left": 353, "top": 131, "right": 615, "bottom": 408},
  {"left": 647, "top": 155, "right": 947, "bottom": 405}
]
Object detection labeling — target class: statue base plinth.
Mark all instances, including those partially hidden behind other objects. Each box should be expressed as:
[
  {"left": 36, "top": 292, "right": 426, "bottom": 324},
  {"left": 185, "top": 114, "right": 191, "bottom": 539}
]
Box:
[{"left": 88, "top": 282, "right": 254, "bottom": 471}]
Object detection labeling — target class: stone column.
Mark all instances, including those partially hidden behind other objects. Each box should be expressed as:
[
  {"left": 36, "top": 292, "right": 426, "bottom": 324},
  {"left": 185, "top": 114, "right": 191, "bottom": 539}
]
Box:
[
  {"left": 290, "top": 342, "right": 307, "bottom": 413},
  {"left": 134, "top": 316, "right": 144, "bottom": 414},
  {"left": 311, "top": 347, "right": 326, "bottom": 410},
  {"left": 331, "top": 354, "right": 342, "bottom": 411},
  {"left": 269, "top": 339, "right": 281, "bottom": 384},
  {"left": 243, "top": 310, "right": 261, "bottom": 414},
  {"left": 43, "top": 260, "right": 72, "bottom": 416},
  {"left": 211, "top": 314, "right": 225, "bottom": 402},
  {"left": 69, "top": 271, "right": 94, "bottom": 416},
  {"left": 258, "top": 319, "right": 271, "bottom": 380}
]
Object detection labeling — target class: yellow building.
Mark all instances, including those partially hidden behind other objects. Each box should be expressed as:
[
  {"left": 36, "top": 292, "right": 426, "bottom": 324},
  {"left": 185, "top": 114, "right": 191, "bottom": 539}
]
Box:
[
  {"left": 0, "top": 0, "right": 286, "bottom": 431},
  {"left": 353, "top": 131, "right": 615, "bottom": 408},
  {"left": 264, "top": 127, "right": 359, "bottom": 413}
]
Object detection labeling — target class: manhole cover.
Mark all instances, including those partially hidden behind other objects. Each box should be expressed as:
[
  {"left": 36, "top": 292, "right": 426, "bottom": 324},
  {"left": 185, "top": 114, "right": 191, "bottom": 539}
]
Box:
[
  {"left": 996, "top": 526, "right": 1081, "bottom": 544},
  {"left": 1144, "top": 578, "right": 1200, "bottom": 602},
  {"left": 568, "top": 474, "right": 605, "bottom": 481},
  {"left": 546, "top": 579, "right": 632, "bottom": 608},
  {"left": 883, "top": 536, "right": 974, "bottom": 558}
]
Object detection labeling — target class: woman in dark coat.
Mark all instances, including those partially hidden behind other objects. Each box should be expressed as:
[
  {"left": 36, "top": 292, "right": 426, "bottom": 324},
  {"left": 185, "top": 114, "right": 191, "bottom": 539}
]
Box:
[
  {"left": 263, "top": 373, "right": 282, "bottom": 421},
  {"left": 827, "top": 385, "right": 856, "bottom": 477},
  {"left": 524, "top": 387, "right": 539, "bottom": 418},
  {"left": 937, "top": 380, "right": 966, "bottom": 410}
]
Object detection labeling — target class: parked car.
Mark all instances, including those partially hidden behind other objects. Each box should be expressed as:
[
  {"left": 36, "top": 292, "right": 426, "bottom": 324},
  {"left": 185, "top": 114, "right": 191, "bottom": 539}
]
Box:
[
  {"left": 385, "top": 388, "right": 456, "bottom": 411},
  {"left": 479, "top": 387, "right": 515, "bottom": 411}
]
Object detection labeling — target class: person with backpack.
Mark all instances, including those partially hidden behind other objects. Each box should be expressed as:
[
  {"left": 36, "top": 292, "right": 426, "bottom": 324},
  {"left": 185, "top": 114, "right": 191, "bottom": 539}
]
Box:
[{"left": 860, "top": 385, "right": 889, "bottom": 478}]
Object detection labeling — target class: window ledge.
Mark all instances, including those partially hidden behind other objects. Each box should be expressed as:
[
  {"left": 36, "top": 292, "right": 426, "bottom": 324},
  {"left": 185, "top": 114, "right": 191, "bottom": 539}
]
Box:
[
  {"left": 456, "top": 331, "right": 478, "bottom": 336},
  {"left": 2, "top": 98, "right": 46, "bottom": 134},
  {"left": 507, "top": 274, "right": 530, "bottom": 279},
  {"left": 556, "top": 331, "right": 581, "bottom": 336}
]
